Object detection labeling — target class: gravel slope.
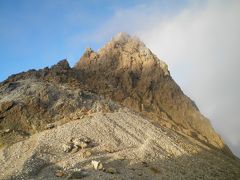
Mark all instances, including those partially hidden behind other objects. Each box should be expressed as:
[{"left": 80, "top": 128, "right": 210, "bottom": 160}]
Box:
[{"left": 1, "top": 108, "right": 239, "bottom": 180}]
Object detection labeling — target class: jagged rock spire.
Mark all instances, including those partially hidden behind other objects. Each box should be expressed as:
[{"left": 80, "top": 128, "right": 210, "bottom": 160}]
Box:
[{"left": 75, "top": 33, "right": 169, "bottom": 76}]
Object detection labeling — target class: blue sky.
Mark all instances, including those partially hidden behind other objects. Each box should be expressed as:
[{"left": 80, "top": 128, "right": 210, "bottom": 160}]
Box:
[{"left": 0, "top": 0, "right": 190, "bottom": 81}]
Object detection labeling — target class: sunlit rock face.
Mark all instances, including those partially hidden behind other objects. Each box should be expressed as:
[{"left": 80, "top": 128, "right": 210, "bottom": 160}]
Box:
[{"left": 75, "top": 32, "right": 226, "bottom": 152}]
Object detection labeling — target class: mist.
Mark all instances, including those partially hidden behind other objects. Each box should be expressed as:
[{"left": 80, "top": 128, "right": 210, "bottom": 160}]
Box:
[{"left": 85, "top": 0, "right": 240, "bottom": 157}]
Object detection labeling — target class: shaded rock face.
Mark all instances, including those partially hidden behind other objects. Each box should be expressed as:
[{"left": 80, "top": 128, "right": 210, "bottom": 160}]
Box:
[
  {"left": 74, "top": 33, "right": 226, "bottom": 152},
  {"left": 0, "top": 60, "right": 118, "bottom": 146},
  {"left": 0, "top": 78, "right": 119, "bottom": 146},
  {"left": 0, "top": 33, "right": 230, "bottom": 156}
]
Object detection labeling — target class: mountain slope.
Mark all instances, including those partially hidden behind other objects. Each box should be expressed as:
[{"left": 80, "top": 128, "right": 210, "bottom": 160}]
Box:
[
  {"left": 75, "top": 32, "right": 226, "bottom": 152},
  {"left": 0, "top": 32, "right": 239, "bottom": 179},
  {"left": 1, "top": 109, "right": 240, "bottom": 179}
]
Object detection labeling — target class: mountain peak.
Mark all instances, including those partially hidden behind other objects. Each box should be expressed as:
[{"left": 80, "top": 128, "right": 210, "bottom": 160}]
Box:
[
  {"left": 76, "top": 33, "right": 169, "bottom": 76},
  {"left": 108, "top": 32, "right": 144, "bottom": 48},
  {"left": 1, "top": 32, "right": 239, "bottom": 179},
  {"left": 74, "top": 33, "right": 229, "bottom": 152},
  {"left": 112, "top": 32, "right": 131, "bottom": 42}
]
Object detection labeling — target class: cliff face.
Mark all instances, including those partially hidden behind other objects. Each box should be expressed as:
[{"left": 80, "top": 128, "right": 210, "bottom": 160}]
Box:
[{"left": 75, "top": 32, "right": 226, "bottom": 152}]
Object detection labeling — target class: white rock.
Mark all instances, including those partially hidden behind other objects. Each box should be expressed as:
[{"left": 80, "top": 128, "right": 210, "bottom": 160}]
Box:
[
  {"left": 72, "top": 138, "right": 88, "bottom": 149},
  {"left": 63, "top": 142, "right": 73, "bottom": 152},
  {"left": 91, "top": 160, "right": 103, "bottom": 170}
]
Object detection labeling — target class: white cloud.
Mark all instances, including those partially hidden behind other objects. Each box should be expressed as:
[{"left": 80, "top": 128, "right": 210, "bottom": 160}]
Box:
[
  {"left": 137, "top": 0, "right": 240, "bottom": 157},
  {"left": 87, "top": 0, "right": 240, "bottom": 157}
]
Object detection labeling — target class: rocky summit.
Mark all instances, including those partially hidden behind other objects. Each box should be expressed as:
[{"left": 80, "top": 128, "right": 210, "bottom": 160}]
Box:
[{"left": 0, "top": 32, "right": 239, "bottom": 179}]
